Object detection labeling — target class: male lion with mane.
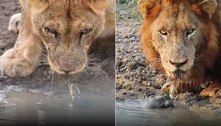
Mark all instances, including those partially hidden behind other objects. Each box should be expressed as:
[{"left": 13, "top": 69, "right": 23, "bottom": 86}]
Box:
[
  {"left": 1, "top": 0, "right": 115, "bottom": 76},
  {"left": 138, "top": 0, "right": 221, "bottom": 97}
]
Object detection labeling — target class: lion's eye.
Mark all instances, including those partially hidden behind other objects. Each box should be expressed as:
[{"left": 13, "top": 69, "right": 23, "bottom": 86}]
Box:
[
  {"left": 44, "top": 27, "right": 59, "bottom": 39},
  {"left": 158, "top": 29, "right": 168, "bottom": 36},
  {"left": 79, "top": 28, "right": 93, "bottom": 41},
  {"left": 186, "top": 28, "right": 195, "bottom": 36},
  {"left": 80, "top": 28, "right": 93, "bottom": 36}
]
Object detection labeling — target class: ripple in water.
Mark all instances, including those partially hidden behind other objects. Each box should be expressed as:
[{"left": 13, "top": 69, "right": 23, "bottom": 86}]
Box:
[{"left": 116, "top": 100, "right": 221, "bottom": 126}]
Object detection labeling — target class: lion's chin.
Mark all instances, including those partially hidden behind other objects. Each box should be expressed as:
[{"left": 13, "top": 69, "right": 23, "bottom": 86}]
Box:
[{"left": 166, "top": 70, "right": 190, "bottom": 81}]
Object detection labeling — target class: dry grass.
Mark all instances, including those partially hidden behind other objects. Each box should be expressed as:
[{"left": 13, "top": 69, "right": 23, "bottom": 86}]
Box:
[{"left": 116, "top": 0, "right": 141, "bottom": 21}]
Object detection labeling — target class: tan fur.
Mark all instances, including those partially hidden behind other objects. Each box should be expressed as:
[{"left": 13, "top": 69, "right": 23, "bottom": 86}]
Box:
[
  {"left": 1, "top": 0, "right": 115, "bottom": 77},
  {"left": 139, "top": 0, "right": 221, "bottom": 97}
]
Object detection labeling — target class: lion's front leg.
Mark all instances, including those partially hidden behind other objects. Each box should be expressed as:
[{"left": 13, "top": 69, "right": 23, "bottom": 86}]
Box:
[
  {"left": 161, "top": 81, "right": 179, "bottom": 98},
  {"left": 0, "top": 52, "right": 34, "bottom": 77},
  {"left": 1, "top": 11, "right": 43, "bottom": 77},
  {"left": 0, "top": 37, "right": 42, "bottom": 77},
  {"left": 162, "top": 81, "right": 198, "bottom": 98},
  {"left": 200, "top": 83, "right": 221, "bottom": 97}
]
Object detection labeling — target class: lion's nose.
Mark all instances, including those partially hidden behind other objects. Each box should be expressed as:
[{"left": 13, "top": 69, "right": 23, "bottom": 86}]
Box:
[{"left": 169, "top": 59, "right": 188, "bottom": 68}]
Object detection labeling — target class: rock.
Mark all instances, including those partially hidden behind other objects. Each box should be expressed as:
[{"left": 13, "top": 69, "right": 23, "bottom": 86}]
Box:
[{"left": 144, "top": 95, "right": 174, "bottom": 108}]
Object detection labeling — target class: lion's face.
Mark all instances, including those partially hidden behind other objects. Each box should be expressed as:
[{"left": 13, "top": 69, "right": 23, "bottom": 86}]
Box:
[
  {"left": 139, "top": 0, "right": 218, "bottom": 80},
  {"left": 29, "top": 0, "right": 107, "bottom": 74},
  {"left": 150, "top": 9, "right": 204, "bottom": 79}
]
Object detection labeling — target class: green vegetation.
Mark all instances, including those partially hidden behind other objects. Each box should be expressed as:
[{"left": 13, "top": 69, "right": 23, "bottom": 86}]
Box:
[{"left": 116, "top": 0, "right": 142, "bottom": 21}]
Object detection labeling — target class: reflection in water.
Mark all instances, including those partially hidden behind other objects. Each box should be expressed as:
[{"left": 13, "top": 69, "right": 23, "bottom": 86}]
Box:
[
  {"left": 0, "top": 103, "right": 16, "bottom": 125},
  {"left": 116, "top": 100, "right": 221, "bottom": 126},
  {"left": 0, "top": 75, "right": 115, "bottom": 125}
]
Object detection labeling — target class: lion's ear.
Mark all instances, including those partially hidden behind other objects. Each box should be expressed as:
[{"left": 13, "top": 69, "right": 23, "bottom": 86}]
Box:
[
  {"left": 20, "top": 0, "right": 49, "bottom": 12},
  {"left": 197, "top": 0, "right": 218, "bottom": 18},
  {"left": 138, "top": 0, "right": 161, "bottom": 18}
]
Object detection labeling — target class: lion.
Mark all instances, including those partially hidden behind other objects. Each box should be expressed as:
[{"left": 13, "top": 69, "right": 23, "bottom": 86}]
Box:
[
  {"left": 138, "top": 0, "right": 221, "bottom": 97},
  {"left": 1, "top": 0, "right": 115, "bottom": 77}
]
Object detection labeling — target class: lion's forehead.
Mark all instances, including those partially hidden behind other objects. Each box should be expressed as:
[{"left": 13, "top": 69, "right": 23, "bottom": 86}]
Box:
[
  {"left": 37, "top": 2, "right": 103, "bottom": 32},
  {"left": 155, "top": 9, "right": 199, "bottom": 31},
  {"left": 45, "top": 0, "right": 107, "bottom": 13},
  {"left": 45, "top": 2, "right": 90, "bottom": 15},
  {"left": 40, "top": 0, "right": 105, "bottom": 24}
]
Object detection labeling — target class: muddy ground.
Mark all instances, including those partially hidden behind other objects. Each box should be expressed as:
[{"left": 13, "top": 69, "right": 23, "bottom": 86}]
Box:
[
  {"left": 0, "top": 0, "right": 115, "bottom": 125},
  {"left": 116, "top": 4, "right": 221, "bottom": 117}
]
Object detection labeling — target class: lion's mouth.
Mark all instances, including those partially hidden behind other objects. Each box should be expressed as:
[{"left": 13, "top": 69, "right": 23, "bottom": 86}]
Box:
[
  {"left": 47, "top": 56, "right": 87, "bottom": 75},
  {"left": 172, "top": 70, "right": 186, "bottom": 79},
  {"left": 165, "top": 68, "right": 188, "bottom": 80}
]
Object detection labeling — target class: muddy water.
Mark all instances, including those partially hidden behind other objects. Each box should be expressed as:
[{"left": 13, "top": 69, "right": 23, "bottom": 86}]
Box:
[
  {"left": 0, "top": 81, "right": 115, "bottom": 125},
  {"left": 0, "top": 59, "right": 115, "bottom": 126},
  {"left": 116, "top": 100, "right": 221, "bottom": 126}
]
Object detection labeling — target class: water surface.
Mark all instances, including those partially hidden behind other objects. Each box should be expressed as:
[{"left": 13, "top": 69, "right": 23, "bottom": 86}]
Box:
[{"left": 116, "top": 100, "right": 221, "bottom": 126}]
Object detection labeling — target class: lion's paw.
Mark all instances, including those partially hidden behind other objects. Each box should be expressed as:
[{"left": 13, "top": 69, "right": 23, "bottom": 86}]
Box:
[
  {"left": 0, "top": 57, "right": 35, "bottom": 77},
  {"left": 200, "top": 83, "right": 221, "bottom": 97},
  {"left": 8, "top": 13, "right": 21, "bottom": 34},
  {"left": 161, "top": 81, "right": 178, "bottom": 98}
]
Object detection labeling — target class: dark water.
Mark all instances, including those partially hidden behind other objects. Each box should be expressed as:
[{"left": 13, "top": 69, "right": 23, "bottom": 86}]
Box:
[
  {"left": 116, "top": 100, "right": 221, "bottom": 126},
  {"left": 0, "top": 77, "right": 115, "bottom": 126}
]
